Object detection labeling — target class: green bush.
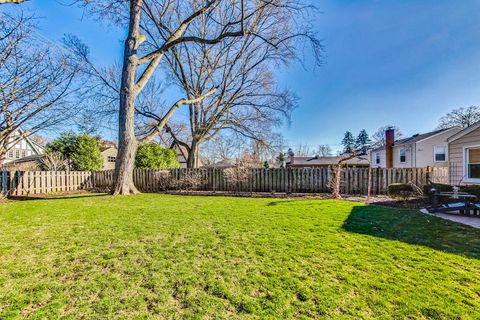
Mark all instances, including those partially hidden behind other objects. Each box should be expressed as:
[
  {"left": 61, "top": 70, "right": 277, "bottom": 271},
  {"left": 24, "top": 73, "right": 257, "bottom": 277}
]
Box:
[
  {"left": 47, "top": 133, "right": 103, "bottom": 171},
  {"left": 70, "top": 135, "right": 103, "bottom": 171},
  {"left": 388, "top": 183, "right": 415, "bottom": 200},
  {"left": 135, "top": 144, "right": 180, "bottom": 169},
  {"left": 459, "top": 185, "right": 480, "bottom": 199},
  {"left": 422, "top": 183, "right": 453, "bottom": 196}
]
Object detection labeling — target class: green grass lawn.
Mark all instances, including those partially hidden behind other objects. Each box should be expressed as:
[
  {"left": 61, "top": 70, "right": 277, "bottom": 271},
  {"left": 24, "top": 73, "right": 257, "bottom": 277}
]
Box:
[{"left": 0, "top": 194, "right": 479, "bottom": 319}]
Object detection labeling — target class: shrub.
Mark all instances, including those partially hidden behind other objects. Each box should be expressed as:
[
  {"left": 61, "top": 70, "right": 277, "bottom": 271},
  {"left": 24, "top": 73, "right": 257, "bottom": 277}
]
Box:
[
  {"left": 135, "top": 144, "right": 180, "bottom": 169},
  {"left": 388, "top": 183, "right": 415, "bottom": 200},
  {"left": 47, "top": 133, "right": 103, "bottom": 171},
  {"left": 459, "top": 185, "right": 480, "bottom": 199},
  {"left": 70, "top": 135, "right": 103, "bottom": 171},
  {"left": 422, "top": 183, "right": 453, "bottom": 197}
]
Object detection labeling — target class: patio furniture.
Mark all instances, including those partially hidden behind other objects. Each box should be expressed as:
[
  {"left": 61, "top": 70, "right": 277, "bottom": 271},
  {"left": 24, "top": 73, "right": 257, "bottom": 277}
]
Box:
[{"left": 429, "top": 188, "right": 479, "bottom": 216}]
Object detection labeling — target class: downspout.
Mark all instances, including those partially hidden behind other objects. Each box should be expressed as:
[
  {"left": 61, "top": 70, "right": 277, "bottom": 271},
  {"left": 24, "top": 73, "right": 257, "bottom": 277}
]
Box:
[{"left": 413, "top": 142, "right": 416, "bottom": 168}]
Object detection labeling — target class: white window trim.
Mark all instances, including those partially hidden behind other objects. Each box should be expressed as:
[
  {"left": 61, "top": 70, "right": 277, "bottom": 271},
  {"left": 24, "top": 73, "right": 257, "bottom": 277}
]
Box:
[
  {"left": 433, "top": 145, "right": 447, "bottom": 163},
  {"left": 463, "top": 145, "right": 480, "bottom": 183},
  {"left": 398, "top": 147, "right": 407, "bottom": 163}
]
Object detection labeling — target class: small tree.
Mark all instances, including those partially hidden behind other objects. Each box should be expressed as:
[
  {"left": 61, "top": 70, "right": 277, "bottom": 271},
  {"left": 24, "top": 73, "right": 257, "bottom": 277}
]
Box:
[
  {"left": 372, "top": 125, "right": 403, "bottom": 147},
  {"left": 341, "top": 131, "right": 355, "bottom": 154},
  {"left": 135, "top": 144, "right": 179, "bottom": 169},
  {"left": 40, "top": 151, "right": 69, "bottom": 171},
  {"left": 47, "top": 133, "right": 103, "bottom": 171},
  {"left": 317, "top": 144, "right": 332, "bottom": 157}
]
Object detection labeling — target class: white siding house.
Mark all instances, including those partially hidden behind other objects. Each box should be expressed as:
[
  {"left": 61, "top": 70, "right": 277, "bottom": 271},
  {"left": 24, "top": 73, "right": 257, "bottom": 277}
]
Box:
[{"left": 370, "top": 127, "right": 461, "bottom": 168}]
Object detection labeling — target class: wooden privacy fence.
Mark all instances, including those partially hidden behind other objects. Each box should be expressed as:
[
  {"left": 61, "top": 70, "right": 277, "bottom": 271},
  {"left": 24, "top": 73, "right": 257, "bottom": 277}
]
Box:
[
  {"left": 94, "top": 167, "right": 446, "bottom": 195},
  {"left": 0, "top": 171, "right": 94, "bottom": 196},
  {"left": 0, "top": 167, "right": 448, "bottom": 197}
]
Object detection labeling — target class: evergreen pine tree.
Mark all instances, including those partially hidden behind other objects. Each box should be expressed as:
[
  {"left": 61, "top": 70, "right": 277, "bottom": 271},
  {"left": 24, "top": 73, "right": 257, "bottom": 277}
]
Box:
[
  {"left": 355, "top": 129, "right": 372, "bottom": 154},
  {"left": 341, "top": 131, "right": 355, "bottom": 154}
]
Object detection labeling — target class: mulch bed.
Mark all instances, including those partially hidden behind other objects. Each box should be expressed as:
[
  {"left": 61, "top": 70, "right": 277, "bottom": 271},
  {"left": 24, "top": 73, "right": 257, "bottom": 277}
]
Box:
[{"left": 164, "top": 190, "right": 429, "bottom": 209}]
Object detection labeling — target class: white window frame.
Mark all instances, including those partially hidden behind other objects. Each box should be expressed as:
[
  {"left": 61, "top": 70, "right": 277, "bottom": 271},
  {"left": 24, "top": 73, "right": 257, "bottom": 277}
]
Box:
[
  {"left": 433, "top": 146, "right": 447, "bottom": 163},
  {"left": 399, "top": 148, "right": 406, "bottom": 163},
  {"left": 375, "top": 152, "right": 381, "bottom": 165},
  {"left": 463, "top": 145, "right": 480, "bottom": 183}
]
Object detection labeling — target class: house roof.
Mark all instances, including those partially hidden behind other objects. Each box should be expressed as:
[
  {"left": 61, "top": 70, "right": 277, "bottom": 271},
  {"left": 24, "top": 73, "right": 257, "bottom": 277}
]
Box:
[
  {"left": 5, "top": 154, "right": 45, "bottom": 165},
  {"left": 202, "top": 160, "right": 235, "bottom": 168},
  {"left": 98, "top": 140, "right": 117, "bottom": 152},
  {"left": 371, "top": 127, "right": 460, "bottom": 152},
  {"left": 16, "top": 129, "right": 45, "bottom": 155},
  {"left": 447, "top": 121, "right": 480, "bottom": 143},
  {"left": 287, "top": 156, "right": 370, "bottom": 167}
]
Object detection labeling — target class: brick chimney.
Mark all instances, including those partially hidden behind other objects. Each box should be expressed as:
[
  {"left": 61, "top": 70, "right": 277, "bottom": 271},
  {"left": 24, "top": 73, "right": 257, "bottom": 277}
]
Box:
[{"left": 385, "top": 127, "right": 394, "bottom": 168}]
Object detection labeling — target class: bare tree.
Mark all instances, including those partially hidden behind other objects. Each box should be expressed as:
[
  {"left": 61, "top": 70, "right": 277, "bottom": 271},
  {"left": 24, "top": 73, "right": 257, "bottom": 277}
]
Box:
[
  {"left": 0, "top": 12, "right": 78, "bottom": 163},
  {"left": 437, "top": 106, "right": 480, "bottom": 129},
  {"left": 372, "top": 125, "right": 403, "bottom": 147},
  {"left": 295, "top": 143, "right": 311, "bottom": 156},
  {"left": 40, "top": 151, "right": 69, "bottom": 171},
  {"left": 151, "top": 2, "right": 319, "bottom": 168},
  {"left": 78, "top": 0, "right": 247, "bottom": 194},
  {"left": 317, "top": 144, "right": 332, "bottom": 157},
  {"left": 78, "top": 0, "right": 320, "bottom": 194},
  {"left": 201, "top": 133, "right": 245, "bottom": 165},
  {"left": 330, "top": 152, "right": 370, "bottom": 199}
]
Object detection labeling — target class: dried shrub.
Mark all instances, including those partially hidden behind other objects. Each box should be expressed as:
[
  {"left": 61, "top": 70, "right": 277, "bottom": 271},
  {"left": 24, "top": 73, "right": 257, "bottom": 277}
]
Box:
[
  {"left": 173, "top": 170, "right": 203, "bottom": 191},
  {"left": 153, "top": 170, "right": 174, "bottom": 191},
  {"left": 224, "top": 162, "right": 255, "bottom": 193}
]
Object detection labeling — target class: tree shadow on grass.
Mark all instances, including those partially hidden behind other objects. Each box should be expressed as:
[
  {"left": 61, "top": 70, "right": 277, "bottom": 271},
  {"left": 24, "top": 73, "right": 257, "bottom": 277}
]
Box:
[{"left": 343, "top": 205, "right": 480, "bottom": 260}]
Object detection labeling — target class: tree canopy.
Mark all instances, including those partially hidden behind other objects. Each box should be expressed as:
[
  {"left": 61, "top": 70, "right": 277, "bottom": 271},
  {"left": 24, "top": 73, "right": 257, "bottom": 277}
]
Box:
[
  {"left": 47, "top": 133, "right": 103, "bottom": 171},
  {"left": 341, "top": 131, "right": 355, "bottom": 154},
  {"left": 355, "top": 129, "right": 372, "bottom": 154},
  {"left": 437, "top": 106, "right": 480, "bottom": 129}
]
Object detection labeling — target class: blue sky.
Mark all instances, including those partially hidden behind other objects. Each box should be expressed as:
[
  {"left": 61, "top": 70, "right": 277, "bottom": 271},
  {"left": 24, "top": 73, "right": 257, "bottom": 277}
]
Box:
[{"left": 10, "top": 0, "right": 480, "bottom": 151}]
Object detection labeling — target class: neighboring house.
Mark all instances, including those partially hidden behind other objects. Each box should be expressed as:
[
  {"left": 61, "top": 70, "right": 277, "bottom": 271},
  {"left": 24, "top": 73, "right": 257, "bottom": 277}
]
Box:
[
  {"left": 99, "top": 140, "right": 118, "bottom": 170},
  {"left": 2, "top": 130, "right": 45, "bottom": 169},
  {"left": 447, "top": 121, "right": 480, "bottom": 185},
  {"left": 370, "top": 127, "right": 461, "bottom": 168},
  {"left": 286, "top": 154, "right": 370, "bottom": 168},
  {"left": 170, "top": 141, "right": 204, "bottom": 168},
  {"left": 171, "top": 141, "right": 188, "bottom": 168},
  {"left": 3, "top": 130, "right": 45, "bottom": 165}
]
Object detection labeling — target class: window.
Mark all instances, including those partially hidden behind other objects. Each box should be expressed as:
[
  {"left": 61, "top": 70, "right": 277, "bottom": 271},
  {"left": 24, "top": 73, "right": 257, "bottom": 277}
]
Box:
[
  {"left": 108, "top": 156, "right": 116, "bottom": 163},
  {"left": 467, "top": 148, "right": 480, "bottom": 179},
  {"left": 7, "top": 150, "right": 13, "bottom": 158},
  {"left": 21, "top": 150, "right": 26, "bottom": 158},
  {"left": 399, "top": 148, "right": 406, "bottom": 163},
  {"left": 434, "top": 146, "right": 447, "bottom": 162},
  {"left": 375, "top": 152, "right": 380, "bottom": 164},
  {"left": 15, "top": 150, "right": 20, "bottom": 159}
]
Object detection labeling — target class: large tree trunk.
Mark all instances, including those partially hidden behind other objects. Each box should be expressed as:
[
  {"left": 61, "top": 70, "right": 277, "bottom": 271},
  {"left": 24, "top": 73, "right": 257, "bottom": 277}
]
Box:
[
  {"left": 112, "top": 0, "right": 141, "bottom": 195},
  {"left": 186, "top": 139, "right": 200, "bottom": 168}
]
